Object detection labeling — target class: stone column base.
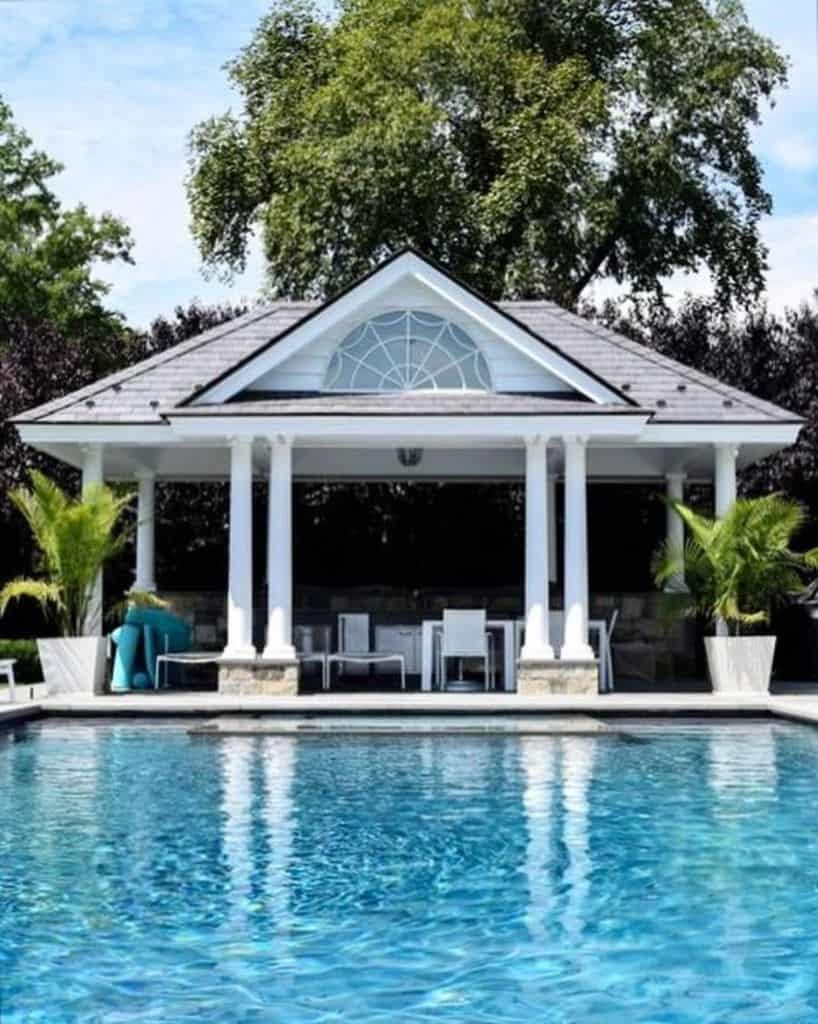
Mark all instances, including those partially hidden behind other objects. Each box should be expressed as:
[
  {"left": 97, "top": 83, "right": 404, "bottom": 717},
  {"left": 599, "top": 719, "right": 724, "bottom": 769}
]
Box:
[
  {"left": 517, "top": 659, "right": 598, "bottom": 696},
  {"left": 218, "top": 658, "right": 299, "bottom": 696}
]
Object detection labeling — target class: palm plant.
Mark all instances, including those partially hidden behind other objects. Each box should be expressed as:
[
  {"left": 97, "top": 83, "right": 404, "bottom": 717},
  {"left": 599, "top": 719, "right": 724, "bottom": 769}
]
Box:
[
  {"left": 0, "top": 471, "right": 133, "bottom": 636},
  {"left": 653, "top": 494, "right": 818, "bottom": 635}
]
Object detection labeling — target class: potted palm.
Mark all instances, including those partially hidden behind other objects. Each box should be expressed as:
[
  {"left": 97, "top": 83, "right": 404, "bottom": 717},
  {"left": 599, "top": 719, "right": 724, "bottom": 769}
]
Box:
[
  {"left": 0, "top": 471, "right": 133, "bottom": 695},
  {"left": 654, "top": 494, "right": 818, "bottom": 694}
]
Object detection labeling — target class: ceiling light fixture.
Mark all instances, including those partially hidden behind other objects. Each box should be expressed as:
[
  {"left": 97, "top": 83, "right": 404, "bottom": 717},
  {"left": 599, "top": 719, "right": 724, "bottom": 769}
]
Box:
[{"left": 397, "top": 447, "right": 424, "bottom": 468}]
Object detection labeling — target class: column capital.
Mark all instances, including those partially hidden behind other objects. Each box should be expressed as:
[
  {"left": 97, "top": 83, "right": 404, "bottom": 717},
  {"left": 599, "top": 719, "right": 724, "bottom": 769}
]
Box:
[
  {"left": 134, "top": 467, "right": 156, "bottom": 482},
  {"left": 229, "top": 433, "right": 254, "bottom": 444},
  {"left": 714, "top": 442, "right": 740, "bottom": 459},
  {"left": 665, "top": 471, "right": 687, "bottom": 483},
  {"left": 563, "top": 434, "right": 589, "bottom": 449},
  {"left": 268, "top": 433, "right": 294, "bottom": 449}
]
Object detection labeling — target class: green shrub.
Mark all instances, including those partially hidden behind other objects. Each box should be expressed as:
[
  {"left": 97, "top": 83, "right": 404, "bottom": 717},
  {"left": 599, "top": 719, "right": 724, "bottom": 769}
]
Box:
[{"left": 0, "top": 639, "right": 41, "bottom": 683}]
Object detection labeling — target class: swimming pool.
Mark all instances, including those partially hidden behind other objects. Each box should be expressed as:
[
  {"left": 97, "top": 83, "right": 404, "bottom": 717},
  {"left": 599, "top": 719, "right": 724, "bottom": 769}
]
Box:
[{"left": 2, "top": 718, "right": 818, "bottom": 1022}]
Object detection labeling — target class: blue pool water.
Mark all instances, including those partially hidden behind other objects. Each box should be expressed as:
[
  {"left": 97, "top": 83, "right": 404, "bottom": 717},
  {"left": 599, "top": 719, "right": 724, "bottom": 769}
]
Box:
[{"left": 3, "top": 719, "right": 818, "bottom": 1022}]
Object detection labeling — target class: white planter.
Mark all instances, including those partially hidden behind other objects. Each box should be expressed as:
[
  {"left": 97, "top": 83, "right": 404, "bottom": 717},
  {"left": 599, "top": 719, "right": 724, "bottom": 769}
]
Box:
[
  {"left": 37, "top": 637, "right": 108, "bottom": 696},
  {"left": 704, "top": 636, "right": 777, "bottom": 695}
]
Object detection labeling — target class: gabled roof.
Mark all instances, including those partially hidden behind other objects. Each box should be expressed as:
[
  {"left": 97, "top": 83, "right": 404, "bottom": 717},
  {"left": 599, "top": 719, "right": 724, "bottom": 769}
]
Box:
[
  {"left": 13, "top": 250, "right": 801, "bottom": 427},
  {"left": 184, "top": 248, "right": 633, "bottom": 408}
]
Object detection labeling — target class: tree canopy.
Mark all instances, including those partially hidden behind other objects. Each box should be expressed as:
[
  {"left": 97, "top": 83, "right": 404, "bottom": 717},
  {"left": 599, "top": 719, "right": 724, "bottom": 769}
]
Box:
[
  {"left": 595, "top": 291, "right": 818, "bottom": 540},
  {"left": 0, "top": 96, "right": 133, "bottom": 340},
  {"left": 188, "top": 0, "right": 786, "bottom": 306}
]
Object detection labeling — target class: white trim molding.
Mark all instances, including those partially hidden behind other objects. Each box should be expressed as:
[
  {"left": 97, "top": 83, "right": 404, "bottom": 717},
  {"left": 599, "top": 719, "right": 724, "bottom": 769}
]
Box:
[{"left": 167, "top": 413, "right": 650, "bottom": 445}]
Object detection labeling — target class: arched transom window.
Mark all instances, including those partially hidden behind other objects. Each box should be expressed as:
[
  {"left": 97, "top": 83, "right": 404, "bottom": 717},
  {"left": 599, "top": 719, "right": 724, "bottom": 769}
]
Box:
[{"left": 323, "top": 310, "right": 492, "bottom": 391}]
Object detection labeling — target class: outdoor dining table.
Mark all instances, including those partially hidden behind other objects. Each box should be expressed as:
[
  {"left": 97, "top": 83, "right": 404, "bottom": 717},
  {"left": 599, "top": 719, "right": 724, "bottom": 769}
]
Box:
[{"left": 420, "top": 616, "right": 611, "bottom": 693}]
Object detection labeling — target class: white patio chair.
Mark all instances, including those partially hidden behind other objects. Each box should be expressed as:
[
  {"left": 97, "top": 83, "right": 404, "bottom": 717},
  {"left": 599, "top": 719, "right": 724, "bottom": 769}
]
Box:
[
  {"left": 601, "top": 609, "right": 619, "bottom": 693},
  {"left": 439, "top": 610, "right": 494, "bottom": 691},
  {"left": 294, "top": 625, "right": 331, "bottom": 691},
  {"left": 1, "top": 660, "right": 16, "bottom": 703}
]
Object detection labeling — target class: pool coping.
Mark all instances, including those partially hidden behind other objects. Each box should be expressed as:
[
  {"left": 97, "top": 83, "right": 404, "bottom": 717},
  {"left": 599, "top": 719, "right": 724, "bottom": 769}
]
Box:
[{"left": 4, "top": 693, "right": 818, "bottom": 730}]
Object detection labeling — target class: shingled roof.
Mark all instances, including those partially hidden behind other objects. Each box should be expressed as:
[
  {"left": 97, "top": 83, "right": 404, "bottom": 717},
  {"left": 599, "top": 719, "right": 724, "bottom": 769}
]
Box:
[
  {"left": 169, "top": 391, "right": 648, "bottom": 418},
  {"left": 13, "top": 269, "right": 799, "bottom": 427}
]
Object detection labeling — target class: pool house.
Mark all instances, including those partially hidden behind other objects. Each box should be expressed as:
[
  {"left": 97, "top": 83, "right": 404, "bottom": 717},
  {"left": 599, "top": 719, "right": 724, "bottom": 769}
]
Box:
[{"left": 12, "top": 250, "right": 802, "bottom": 696}]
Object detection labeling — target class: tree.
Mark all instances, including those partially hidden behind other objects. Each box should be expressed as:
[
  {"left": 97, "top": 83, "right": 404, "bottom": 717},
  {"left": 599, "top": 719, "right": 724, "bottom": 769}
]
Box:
[
  {"left": 188, "top": 0, "right": 786, "bottom": 307},
  {"left": 0, "top": 96, "right": 133, "bottom": 340},
  {"left": 594, "top": 292, "right": 818, "bottom": 542},
  {"left": 0, "top": 303, "right": 246, "bottom": 632}
]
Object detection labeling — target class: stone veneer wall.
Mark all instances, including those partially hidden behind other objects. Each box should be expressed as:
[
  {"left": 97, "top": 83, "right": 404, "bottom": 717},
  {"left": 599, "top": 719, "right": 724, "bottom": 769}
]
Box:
[
  {"left": 517, "top": 660, "right": 598, "bottom": 696},
  {"left": 218, "top": 659, "right": 299, "bottom": 696}
]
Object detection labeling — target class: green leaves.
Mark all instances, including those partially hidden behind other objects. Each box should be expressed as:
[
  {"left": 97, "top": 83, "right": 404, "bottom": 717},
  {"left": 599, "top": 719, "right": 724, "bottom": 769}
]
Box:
[
  {"left": 0, "top": 471, "right": 133, "bottom": 636},
  {"left": 654, "top": 495, "right": 818, "bottom": 634},
  {"left": 187, "top": 0, "right": 786, "bottom": 306},
  {"left": 0, "top": 96, "right": 133, "bottom": 339}
]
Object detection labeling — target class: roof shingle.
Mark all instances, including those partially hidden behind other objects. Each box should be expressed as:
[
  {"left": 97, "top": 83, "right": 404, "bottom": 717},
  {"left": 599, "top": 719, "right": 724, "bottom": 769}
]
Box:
[{"left": 13, "top": 292, "right": 799, "bottom": 426}]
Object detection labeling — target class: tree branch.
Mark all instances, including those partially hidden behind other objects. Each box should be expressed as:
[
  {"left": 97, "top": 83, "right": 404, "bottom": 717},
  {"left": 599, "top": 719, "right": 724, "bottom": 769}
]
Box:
[{"left": 570, "top": 229, "right": 620, "bottom": 303}]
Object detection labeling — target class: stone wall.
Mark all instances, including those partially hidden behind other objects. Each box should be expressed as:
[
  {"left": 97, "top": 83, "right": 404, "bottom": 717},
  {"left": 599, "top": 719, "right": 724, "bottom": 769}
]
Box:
[
  {"left": 591, "top": 592, "right": 699, "bottom": 683},
  {"left": 517, "top": 660, "right": 598, "bottom": 696},
  {"left": 218, "top": 659, "right": 299, "bottom": 696}
]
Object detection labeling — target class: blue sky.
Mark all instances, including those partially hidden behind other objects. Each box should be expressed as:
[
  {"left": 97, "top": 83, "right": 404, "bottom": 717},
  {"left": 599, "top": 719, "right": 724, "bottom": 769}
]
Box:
[{"left": 1, "top": 0, "right": 816, "bottom": 326}]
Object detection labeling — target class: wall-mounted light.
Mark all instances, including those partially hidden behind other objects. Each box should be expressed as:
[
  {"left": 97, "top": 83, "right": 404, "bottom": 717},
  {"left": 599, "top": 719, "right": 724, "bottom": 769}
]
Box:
[{"left": 397, "top": 447, "right": 424, "bottom": 468}]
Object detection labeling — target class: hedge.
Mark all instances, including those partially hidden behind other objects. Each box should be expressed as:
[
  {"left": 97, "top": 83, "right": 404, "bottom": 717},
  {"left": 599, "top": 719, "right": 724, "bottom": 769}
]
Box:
[{"left": 0, "top": 640, "right": 42, "bottom": 683}]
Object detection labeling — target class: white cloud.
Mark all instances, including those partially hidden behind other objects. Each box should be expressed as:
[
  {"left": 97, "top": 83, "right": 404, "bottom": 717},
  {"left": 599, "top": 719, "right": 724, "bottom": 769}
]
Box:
[
  {"left": 743, "top": 0, "right": 818, "bottom": 176},
  {"left": 590, "top": 212, "right": 818, "bottom": 315},
  {"left": 760, "top": 213, "right": 818, "bottom": 311},
  {"left": 0, "top": 0, "right": 815, "bottom": 325},
  {"left": 769, "top": 134, "right": 818, "bottom": 173},
  {"left": 0, "top": 0, "right": 268, "bottom": 326}
]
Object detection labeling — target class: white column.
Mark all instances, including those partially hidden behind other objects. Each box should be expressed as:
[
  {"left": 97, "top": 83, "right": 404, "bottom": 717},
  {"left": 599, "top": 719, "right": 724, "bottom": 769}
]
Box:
[
  {"left": 81, "top": 444, "right": 104, "bottom": 636},
  {"left": 520, "top": 437, "right": 554, "bottom": 661},
  {"left": 714, "top": 445, "right": 739, "bottom": 635},
  {"left": 714, "top": 444, "right": 738, "bottom": 517},
  {"left": 664, "top": 472, "right": 687, "bottom": 593},
  {"left": 134, "top": 471, "right": 157, "bottom": 592},
  {"left": 562, "top": 437, "right": 593, "bottom": 660},
  {"left": 548, "top": 474, "right": 558, "bottom": 583},
  {"left": 263, "top": 437, "right": 295, "bottom": 660},
  {"left": 224, "top": 438, "right": 256, "bottom": 659}
]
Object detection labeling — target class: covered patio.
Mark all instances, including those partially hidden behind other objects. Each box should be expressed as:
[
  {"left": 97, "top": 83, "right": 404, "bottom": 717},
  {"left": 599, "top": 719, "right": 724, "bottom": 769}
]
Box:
[{"left": 12, "top": 251, "right": 801, "bottom": 696}]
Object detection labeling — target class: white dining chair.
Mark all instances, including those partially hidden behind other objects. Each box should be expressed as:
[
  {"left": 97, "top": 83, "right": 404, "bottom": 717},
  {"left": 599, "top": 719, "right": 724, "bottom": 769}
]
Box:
[{"left": 440, "top": 610, "right": 494, "bottom": 690}]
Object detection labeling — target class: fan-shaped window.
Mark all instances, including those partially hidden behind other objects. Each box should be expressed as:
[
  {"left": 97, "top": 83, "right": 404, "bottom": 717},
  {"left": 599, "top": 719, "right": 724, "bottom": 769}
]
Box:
[{"left": 323, "top": 311, "right": 492, "bottom": 391}]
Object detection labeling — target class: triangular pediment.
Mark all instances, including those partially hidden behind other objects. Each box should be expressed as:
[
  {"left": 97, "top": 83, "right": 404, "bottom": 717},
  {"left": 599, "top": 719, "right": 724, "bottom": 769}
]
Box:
[{"left": 190, "top": 250, "right": 630, "bottom": 406}]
